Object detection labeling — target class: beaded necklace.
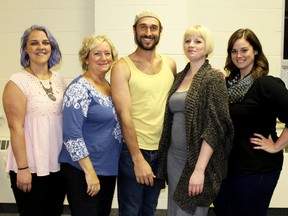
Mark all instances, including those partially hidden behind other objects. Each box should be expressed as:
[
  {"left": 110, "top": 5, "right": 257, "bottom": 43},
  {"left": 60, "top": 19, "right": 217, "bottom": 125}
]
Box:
[{"left": 28, "top": 67, "right": 56, "bottom": 101}]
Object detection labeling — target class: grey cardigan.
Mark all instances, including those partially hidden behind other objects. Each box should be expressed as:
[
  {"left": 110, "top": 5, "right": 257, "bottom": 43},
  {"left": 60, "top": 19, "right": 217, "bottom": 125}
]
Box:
[{"left": 157, "top": 60, "right": 234, "bottom": 214}]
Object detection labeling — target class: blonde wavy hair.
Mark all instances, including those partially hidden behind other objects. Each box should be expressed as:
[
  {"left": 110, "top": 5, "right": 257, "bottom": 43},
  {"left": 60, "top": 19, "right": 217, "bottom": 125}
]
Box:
[{"left": 79, "top": 35, "right": 118, "bottom": 71}]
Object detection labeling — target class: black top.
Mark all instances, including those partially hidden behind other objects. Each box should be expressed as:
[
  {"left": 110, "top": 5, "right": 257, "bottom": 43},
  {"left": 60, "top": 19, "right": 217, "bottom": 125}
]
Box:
[{"left": 228, "top": 76, "right": 288, "bottom": 175}]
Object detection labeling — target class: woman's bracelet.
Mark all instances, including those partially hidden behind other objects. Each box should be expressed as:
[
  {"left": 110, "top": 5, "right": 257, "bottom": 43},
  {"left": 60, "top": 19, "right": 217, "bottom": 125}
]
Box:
[{"left": 18, "top": 166, "right": 29, "bottom": 171}]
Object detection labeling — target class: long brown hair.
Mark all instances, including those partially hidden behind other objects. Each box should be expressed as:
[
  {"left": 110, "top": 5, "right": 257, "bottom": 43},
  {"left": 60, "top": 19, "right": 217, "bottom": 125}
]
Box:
[{"left": 225, "top": 28, "right": 269, "bottom": 80}]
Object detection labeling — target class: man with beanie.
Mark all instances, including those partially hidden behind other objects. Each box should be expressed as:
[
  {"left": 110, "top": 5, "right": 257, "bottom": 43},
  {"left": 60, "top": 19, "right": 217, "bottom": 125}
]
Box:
[{"left": 111, "top": 10, "right": 176, "bottom": 215}]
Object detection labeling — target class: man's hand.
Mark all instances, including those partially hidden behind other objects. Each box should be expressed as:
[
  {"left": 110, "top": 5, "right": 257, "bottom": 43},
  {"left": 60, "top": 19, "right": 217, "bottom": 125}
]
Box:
[{"left": 134, "top": 157, "right": 155, "bottom": 187}]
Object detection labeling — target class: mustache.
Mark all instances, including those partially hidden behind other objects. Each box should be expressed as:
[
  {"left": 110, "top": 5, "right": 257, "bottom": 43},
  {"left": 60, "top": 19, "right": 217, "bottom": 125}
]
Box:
[{"left": 141, "top": 35, "right": 155, "bottom": 39}]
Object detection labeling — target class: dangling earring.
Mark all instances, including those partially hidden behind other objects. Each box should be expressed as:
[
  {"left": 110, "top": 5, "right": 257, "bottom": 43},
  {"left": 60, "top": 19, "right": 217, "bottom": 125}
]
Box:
[
  {"left": 85, "top": 64, "right": 88, "bottom": 71},
  {"left": 24, "top": 51, "right": 30, "bottom": 66}
]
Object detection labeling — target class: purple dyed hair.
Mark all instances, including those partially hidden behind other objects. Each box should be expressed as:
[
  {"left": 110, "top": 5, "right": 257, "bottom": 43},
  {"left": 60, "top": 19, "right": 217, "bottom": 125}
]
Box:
[{"left": 20, "top": 25, "right": 62, "bottom": 69}]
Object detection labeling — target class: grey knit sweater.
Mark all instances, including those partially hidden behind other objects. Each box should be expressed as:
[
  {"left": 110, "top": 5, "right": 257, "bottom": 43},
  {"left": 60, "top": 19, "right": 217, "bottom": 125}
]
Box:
[{"left": 157, "top": 60, "right": 234, "bottom": 214}]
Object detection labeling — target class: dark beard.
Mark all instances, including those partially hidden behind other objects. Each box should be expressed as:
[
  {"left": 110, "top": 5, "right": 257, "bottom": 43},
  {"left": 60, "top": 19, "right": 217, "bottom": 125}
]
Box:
[{"left": 135, "top": 34, "right": 160, "bottom": 51}]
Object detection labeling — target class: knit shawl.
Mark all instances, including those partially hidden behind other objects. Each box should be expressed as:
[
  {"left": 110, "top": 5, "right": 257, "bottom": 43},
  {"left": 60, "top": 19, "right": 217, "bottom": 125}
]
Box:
[{"left": 157, "top": 60, "right": 234, "bottom": 214}]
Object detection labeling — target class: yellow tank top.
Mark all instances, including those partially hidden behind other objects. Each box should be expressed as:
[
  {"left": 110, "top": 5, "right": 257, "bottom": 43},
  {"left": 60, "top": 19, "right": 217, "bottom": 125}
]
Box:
[{"left": 124, "top": 55, "right": 174, "bottom": 150}]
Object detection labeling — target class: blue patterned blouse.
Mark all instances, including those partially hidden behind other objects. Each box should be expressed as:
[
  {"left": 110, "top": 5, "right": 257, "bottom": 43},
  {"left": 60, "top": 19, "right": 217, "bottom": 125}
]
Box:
[{"left": 59, "top": 75, "right": 122, "bottom": 176}]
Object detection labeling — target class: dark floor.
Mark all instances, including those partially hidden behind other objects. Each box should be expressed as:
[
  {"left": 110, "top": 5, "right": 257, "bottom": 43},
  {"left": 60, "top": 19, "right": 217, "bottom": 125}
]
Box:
[
  {"left": 109, "top": 209, "right": 214, "bottom": 216},
  {"left": 106, "top": 208, "right": 284, "bottom": 216},
  {"left": 1, "top": 205, "right": 288, "bottom": 216}
]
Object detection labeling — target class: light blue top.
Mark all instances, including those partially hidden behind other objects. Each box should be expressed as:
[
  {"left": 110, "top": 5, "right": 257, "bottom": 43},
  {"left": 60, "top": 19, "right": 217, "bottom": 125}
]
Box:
[{"left": 59, "top": 75, "right": 122, "bottom": 176}]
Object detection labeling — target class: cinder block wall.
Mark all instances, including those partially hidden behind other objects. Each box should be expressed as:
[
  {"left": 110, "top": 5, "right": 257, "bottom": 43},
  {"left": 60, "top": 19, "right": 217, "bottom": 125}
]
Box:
[{"left": 0, "top": 0, "right": 285, "bottom": 209}]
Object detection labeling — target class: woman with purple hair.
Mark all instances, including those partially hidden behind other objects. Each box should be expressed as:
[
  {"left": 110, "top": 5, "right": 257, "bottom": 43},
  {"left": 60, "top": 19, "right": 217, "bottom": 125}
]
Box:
[{"left": 3, "top": 25, "right": 66, "bottom": 216}]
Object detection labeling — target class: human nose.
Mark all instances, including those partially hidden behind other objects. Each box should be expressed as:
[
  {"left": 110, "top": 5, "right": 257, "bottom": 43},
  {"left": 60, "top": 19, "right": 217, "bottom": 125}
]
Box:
[
  {"left": 188, "top": 41, "right": 195, "bottom": 47},
  {"left": 145, "top": 27, "right": 152, "bottom": 35},
  {"left": 237, "top": 52, "right": 242, "bottom": 57},
  {"left": 99, "top": 53, "right": 108, "bottom": 60},
  {"left": 36, "top": 42, "right": 45, "bottom": 49}
]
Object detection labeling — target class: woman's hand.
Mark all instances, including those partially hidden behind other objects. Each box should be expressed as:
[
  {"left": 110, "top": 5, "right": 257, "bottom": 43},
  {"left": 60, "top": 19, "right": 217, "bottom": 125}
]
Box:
[
  {"left": 79, "top": 156, "right": 100, "bottom": 197},
  {"left": 212, "top": 68, "right": 226, "bottom": 79},
  {"left": 16, "top": 169, "right": 32, "bottom": 192},
  {"left": 188, "top": 169, "right": 204, "bottom": 197},
  {"left": 251, "top": 133, "right": 277, "bottom": 153},
  {"left": 188, "top": 140, "right": 213, "bottom": 197},
  {"left": 85, "top": 171, "right": 100, "bottom": 197}
]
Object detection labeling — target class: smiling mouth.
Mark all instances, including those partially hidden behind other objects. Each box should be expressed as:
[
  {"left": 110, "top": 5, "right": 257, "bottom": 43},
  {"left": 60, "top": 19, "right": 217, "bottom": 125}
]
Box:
[
  {"left": 35, "top": 52, "right": 47, "bottom": 56},
  {"left": 236, "top": 60, "right": 245, "bottom": 63},
  {"left": 99, "top": 63, "right": 109, "bottom": 66},
  {"left": 143, "top": 38, "right": 153, "bottom": 43}
]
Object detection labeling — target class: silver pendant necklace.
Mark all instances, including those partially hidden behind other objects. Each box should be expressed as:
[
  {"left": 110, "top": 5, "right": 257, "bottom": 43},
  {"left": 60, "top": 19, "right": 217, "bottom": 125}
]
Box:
[{"left": 28, "top": 67, "right": 56, "bottom": 101}]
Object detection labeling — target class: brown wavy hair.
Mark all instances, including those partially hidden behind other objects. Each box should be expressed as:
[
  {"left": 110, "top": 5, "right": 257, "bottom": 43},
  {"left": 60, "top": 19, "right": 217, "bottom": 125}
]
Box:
[{"left": 225, "top": 28, "right": 269, "bottom": 80}]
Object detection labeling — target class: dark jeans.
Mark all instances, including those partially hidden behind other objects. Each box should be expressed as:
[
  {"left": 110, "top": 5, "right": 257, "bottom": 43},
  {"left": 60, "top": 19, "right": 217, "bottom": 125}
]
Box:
[
  {"left": 10, "top": 170, "right": 66, "bottom": 216},
  {"left": 117, "top": 144, "right": 161, "bottom": 216},
  {"left": 61, "top": 163, "right": 116, "bottom": 216},
  {"left": 213, "top": 170, "right": 281, "bottom": 216}
]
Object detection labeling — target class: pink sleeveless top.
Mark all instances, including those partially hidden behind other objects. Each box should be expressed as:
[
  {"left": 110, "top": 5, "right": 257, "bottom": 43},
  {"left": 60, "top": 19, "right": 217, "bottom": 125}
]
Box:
[{"left": 5, "top": 70, "right": 67, "bottom": 176}]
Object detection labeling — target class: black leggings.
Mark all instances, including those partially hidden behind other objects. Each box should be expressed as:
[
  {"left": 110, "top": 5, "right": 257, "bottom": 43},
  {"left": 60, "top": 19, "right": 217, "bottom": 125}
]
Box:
[
  {"left": 61, "top": 163, "right": 117, "bottom": 216},
  {"left": 10, "top": 170, "right": 66, "bottom": 216}
]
